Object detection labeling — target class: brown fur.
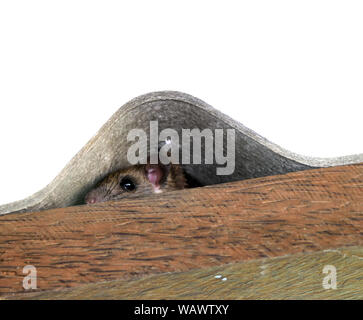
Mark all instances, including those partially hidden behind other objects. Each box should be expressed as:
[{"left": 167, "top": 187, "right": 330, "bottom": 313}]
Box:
[{"left": 84, "top": 163, "right": 186, "bottom": 204}]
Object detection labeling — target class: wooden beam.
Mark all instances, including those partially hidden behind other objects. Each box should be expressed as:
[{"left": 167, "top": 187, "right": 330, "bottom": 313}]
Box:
[
  {"left": 0, "top": 163, "right": 362, "bottom": 297},
  {"left": 7, "top": 246, "right": 362, "bottom": 300}
]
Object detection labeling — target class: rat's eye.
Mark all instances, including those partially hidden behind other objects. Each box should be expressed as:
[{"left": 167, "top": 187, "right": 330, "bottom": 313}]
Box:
[{"left": 120, "top": 177, "right": 136, "bottom": 192}]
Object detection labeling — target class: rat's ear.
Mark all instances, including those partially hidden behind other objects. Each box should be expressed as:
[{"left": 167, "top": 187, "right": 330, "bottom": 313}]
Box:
[{"left": 144, "top": 164, "right": 165, "bottom": 193}]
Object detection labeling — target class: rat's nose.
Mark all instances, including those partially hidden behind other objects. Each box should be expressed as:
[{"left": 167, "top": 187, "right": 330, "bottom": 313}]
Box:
[
  {"left": 85, "top": 193, "right": 99, "bottom": 204},
  {"left": 87, "top": 197, "right": 97, "bottom": 204}
]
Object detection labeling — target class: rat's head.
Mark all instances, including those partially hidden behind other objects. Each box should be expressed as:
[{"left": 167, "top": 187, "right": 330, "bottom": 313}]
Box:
[{"left": 84, "top": 163, "right": 184, "bottom": 204}]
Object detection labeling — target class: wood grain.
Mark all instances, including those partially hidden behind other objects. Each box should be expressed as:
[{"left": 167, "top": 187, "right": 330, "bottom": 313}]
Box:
[
  {"left": 8, "top": 246, "right": 362, "bottom": 300},
  {"left": 0, "top": 163, "right": 362, "bottom": 297}
]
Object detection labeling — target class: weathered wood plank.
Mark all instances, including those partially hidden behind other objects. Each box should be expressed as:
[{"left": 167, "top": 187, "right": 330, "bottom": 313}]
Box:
[
  {"left": 6, "top": 246, "right": 362, "bottom": 300},
  {"left": 0, "top": 163, "right": 362, "bottom": 297}
]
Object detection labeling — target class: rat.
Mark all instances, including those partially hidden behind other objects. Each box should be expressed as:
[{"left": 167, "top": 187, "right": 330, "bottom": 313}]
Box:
[{"left": 84, "top": 163, "right": 200, "bottom": 204}]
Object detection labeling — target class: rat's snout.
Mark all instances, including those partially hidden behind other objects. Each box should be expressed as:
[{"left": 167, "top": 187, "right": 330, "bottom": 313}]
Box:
[
  {"left": 86, "top": 197, "right": 97, "bottom": 204},
  {"left": 85, "top": 189, "right": 105, "bottom": 204}
]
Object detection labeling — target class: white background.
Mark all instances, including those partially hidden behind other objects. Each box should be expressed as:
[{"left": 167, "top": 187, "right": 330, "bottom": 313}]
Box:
[{"left": 0, "top": 0, "right": 362, "bottom": 205}]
